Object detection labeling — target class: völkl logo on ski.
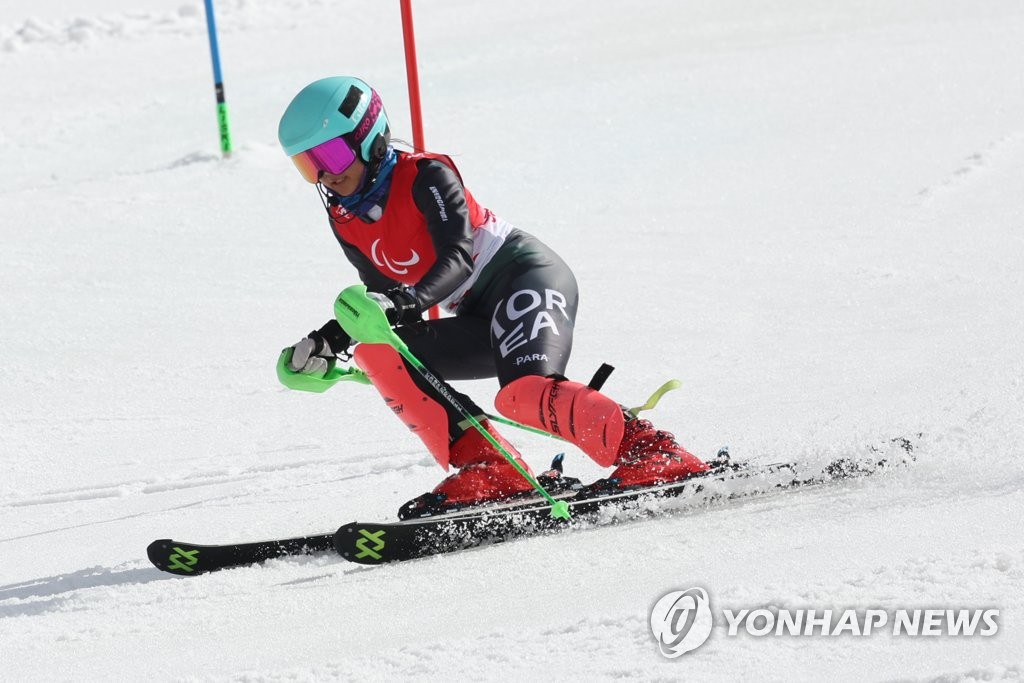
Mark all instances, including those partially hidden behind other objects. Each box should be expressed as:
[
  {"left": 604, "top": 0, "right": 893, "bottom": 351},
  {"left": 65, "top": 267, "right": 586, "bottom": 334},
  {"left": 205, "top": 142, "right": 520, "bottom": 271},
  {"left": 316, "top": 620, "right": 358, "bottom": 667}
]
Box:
[
  {"left": 166, "top": 547, "right": 201, "bottom": 573},
  {"left": 354, "top": 529, "right": 386, "bottom": 560}
]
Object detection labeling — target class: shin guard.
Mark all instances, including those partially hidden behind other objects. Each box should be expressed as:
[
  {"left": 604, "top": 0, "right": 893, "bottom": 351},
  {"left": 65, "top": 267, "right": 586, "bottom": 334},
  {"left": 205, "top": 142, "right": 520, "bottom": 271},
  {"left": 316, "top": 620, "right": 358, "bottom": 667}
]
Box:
[
  {"left": 353, "top": 343, "right": 452, "bottom": 470},
  {"left": 494, "top": 376, "right": 625, "bottom": 467}
]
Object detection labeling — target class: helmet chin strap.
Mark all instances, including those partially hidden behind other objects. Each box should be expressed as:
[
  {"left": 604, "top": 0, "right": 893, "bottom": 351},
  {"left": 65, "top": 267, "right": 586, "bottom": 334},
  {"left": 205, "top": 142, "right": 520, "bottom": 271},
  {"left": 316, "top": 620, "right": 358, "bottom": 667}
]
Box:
[{"left": 316, "top": 182, "right": 333, "bottom": 215}]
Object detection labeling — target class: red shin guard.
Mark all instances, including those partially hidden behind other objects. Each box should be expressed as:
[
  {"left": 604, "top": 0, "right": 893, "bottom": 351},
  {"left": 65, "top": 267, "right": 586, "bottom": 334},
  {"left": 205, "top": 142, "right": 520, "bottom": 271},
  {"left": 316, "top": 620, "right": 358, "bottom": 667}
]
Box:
[
  {"left": 353, "top": 343, "right": 452, "bottom": 469},
  {"left": 494, "top": 376, "right": 625, "bottom": 467}
]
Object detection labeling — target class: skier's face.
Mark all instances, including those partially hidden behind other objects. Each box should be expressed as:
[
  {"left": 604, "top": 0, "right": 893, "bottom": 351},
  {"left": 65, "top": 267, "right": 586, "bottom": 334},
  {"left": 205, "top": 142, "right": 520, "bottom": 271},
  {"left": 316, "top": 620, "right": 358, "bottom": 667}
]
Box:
[{"left": 320, "top": 157, "right": 366, "bottom": 197}]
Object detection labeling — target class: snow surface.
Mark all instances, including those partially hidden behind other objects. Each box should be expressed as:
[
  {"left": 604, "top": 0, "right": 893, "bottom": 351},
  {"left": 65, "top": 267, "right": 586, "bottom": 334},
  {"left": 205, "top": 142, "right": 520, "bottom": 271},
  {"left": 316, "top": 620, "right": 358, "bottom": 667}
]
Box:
[{"left": 2, "top": 0, "right": 1023, "bottom": 679}]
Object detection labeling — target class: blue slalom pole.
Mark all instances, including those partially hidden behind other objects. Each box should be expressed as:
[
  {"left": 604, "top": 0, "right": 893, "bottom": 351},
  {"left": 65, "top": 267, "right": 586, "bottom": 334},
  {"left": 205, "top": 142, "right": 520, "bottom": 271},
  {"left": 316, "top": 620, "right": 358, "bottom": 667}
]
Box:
[{"left": 203, "top": 0, "right": 233, "bottom": 156}]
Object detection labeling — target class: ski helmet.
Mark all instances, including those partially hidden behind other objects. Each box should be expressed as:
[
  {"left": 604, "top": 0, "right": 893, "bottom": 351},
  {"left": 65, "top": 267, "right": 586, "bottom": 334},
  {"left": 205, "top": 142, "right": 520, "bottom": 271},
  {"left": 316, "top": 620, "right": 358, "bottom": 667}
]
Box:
[{"left": 278, "top": 76, "right": 391, "bottom": 182}]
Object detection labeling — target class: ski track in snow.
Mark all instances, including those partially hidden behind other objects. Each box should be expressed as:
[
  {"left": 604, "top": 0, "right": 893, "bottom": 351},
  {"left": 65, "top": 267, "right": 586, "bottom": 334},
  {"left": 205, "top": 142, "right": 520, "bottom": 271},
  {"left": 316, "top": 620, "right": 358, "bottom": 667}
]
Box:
[
  {"left": 2, "top": 449, "right": 421, "bottom": 510},
  {"left": 2, "top": 0, "right": 1024, "bottom": 679},
  {"left": 914, "top": 133, "right": 1024, "bottom": 202}
]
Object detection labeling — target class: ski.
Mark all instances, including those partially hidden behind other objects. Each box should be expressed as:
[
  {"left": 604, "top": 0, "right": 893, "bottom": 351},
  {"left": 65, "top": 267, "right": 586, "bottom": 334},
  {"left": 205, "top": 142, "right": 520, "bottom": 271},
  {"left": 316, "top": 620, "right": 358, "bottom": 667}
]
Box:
[
  {"left": 147, "top": 437, "right": 916, "bottom": 573},
  {"left": 144, "top": 456, "right": 578, "bottom": 576},
  {"left": 147, "top": 533, "right": 335, "bottom": 576},
  {"left": 144, "top": 495, "right": 578, "bottom": 576},
  {"left": 334, "top": 437, "right": 917, "bottom": 565}
]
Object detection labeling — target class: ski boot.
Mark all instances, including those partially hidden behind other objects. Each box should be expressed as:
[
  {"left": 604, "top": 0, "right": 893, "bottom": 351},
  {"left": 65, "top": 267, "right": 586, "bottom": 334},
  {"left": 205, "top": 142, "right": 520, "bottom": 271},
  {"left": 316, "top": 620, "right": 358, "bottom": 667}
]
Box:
[
  {"left": 399, "top": 421, "right": 537, "bottom": 520},
  {"left": 581, "top": 414, "right": 710, "bottom": 495}
]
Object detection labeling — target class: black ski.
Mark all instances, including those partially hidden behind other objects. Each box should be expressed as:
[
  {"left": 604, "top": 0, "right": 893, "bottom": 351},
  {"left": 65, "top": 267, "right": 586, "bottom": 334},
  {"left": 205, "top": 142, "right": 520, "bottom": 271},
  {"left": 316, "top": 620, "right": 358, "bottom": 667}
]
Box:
[
  {"left": 147, "top": 533, "right": 335, "bottom": 576},
  {"left": 148, "top": 437, "right": 916, "bottom": 573},
  {"left": 335, "top": 437, "right": 916, "bottom": 565}
]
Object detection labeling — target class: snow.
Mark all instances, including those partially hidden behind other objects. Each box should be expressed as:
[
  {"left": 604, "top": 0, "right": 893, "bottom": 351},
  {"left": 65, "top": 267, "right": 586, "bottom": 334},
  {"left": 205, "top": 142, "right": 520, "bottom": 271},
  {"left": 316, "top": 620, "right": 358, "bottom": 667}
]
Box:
[{"left": 2, "top": 0, "right": 1023, "bottom": 679}]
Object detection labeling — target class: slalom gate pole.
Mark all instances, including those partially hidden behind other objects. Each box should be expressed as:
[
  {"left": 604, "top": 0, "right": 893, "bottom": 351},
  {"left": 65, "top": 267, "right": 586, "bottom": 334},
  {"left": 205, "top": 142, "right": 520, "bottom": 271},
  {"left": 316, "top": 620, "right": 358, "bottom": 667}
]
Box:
[
  {"left": 334, "top": 285, "right": 571, "bottom": 520},
  {"left": 203, "top": 0, "right": 233, "bottom": 157},
  {"left": 399, "top": 1, "right": 440, "bottom": 321},
  {"left": 400, "top": 0, "right": 426, "bottom": 152}
]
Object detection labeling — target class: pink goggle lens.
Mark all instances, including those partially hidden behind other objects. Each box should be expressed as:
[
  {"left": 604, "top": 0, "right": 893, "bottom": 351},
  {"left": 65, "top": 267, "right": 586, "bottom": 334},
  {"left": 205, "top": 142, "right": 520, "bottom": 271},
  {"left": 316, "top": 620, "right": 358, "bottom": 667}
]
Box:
[{"left": 290, "top": 136, "right": 358, "bottom": 183}]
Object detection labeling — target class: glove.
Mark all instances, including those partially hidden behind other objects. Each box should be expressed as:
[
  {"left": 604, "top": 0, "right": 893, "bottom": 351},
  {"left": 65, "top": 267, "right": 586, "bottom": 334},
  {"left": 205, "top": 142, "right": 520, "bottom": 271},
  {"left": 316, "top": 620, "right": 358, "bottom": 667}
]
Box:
[
  {"left": 366, "top": 287, "right": 422, "bottom": 326},
  {"left": 286, "top": 319, "right": 352, "bottom": 377}
]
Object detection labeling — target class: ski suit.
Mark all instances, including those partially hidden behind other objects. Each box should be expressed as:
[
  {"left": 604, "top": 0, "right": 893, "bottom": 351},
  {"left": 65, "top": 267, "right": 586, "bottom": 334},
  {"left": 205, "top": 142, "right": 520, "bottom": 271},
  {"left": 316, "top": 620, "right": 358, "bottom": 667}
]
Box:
[{"left": 329, "top": 151, "right": 579, "bottom": 387}]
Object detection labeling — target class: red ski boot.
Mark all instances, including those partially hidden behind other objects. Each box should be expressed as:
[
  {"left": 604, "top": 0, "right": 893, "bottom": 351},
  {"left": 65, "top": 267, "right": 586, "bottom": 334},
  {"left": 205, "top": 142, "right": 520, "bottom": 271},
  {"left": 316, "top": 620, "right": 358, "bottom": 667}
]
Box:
[
  {"left": 398, "top": 421, "right": 535, "bottom": 519},
  {"left": 602, "top": 415, "right": 709, "bottom": 490}
]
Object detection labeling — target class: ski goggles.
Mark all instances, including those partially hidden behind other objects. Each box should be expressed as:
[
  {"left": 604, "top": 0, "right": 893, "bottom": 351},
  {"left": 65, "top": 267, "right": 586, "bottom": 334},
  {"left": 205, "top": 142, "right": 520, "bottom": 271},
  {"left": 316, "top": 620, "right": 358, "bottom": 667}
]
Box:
[{"left": 290, "top": 136, "right": 358, "bottom": 183}]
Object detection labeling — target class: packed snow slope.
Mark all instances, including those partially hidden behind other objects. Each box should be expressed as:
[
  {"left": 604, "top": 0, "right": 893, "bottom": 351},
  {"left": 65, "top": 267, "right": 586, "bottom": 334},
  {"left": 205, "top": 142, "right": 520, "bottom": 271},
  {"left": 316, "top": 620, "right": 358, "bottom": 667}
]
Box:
[{"left": 2, "top": 0, "right": 1023, "bottom": 680}]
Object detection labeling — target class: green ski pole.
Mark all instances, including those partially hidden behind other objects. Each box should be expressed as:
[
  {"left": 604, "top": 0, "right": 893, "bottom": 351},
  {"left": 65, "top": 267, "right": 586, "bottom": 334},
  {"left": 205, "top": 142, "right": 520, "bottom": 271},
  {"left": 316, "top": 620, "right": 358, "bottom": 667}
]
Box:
[{"left": 334, "top": 285, "right": 571, "bottom": 520}]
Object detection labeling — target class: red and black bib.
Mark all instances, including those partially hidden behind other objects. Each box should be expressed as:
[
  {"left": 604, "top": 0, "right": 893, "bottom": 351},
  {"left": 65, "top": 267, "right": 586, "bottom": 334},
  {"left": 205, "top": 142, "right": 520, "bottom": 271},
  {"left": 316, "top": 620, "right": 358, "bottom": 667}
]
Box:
[{"left": 330, "top": 152, "right": 487, "bottom": 286}]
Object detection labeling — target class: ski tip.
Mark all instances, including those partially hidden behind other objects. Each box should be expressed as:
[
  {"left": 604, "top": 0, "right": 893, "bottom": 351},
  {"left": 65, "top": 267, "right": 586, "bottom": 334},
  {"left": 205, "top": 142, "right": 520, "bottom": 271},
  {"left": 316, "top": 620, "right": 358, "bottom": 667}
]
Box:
[
  {"left": 146, "top": 539, "right": 172, "bottom": 565},
  {"left": 146, "top": 539, "right": 201, "bottom": 576}
]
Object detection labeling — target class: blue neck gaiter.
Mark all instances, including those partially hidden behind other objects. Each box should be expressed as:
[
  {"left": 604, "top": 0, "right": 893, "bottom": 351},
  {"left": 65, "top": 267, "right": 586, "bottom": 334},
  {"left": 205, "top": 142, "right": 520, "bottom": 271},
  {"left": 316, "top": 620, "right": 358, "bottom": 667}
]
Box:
[{"left": 333, "top": 146, "right": 398, "bottom": 217}]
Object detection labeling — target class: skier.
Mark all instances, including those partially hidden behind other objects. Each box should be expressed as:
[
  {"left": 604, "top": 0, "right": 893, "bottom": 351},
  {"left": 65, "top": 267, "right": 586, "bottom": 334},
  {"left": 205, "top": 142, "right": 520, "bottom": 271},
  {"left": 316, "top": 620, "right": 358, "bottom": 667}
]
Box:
[{"left": 276, "top": 76, "right": 709, "bottom": 517}]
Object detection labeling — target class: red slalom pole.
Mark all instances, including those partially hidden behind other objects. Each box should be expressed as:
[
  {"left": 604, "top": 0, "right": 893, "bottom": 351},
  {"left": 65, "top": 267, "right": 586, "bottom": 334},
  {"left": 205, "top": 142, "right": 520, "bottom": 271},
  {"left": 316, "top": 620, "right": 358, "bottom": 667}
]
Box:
[
  {"left": 400, "top": 0, "right": 425, "bottom": 151},
  {"left": 401, "top": 0, "right": 439, "bottom": 319}
]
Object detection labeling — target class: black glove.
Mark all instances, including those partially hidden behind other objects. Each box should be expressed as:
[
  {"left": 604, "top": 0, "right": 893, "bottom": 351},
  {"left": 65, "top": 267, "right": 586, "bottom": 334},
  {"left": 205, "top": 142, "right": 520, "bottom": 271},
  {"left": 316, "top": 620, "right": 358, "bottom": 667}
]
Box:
[
  {"left": 286, "top": 319, "right": 352, "bottom": 377},
  {"left": 366, "top": 287, "right": 422, "bottom": 326}
]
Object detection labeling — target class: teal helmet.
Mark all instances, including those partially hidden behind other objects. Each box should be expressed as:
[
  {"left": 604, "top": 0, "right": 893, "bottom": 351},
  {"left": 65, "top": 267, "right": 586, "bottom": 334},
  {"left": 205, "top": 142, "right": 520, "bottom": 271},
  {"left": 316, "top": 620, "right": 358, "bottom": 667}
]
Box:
[{"left": 278, "top": 76, "right": 391, "bottom": 181}]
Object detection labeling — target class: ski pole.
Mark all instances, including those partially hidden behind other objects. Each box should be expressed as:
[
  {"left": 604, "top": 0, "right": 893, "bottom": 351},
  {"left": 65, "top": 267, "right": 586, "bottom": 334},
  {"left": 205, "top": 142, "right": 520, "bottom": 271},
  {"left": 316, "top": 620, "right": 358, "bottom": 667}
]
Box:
[
  {"left": 203, "top": 0, "right": 233, "bottom": 156},
  {"left": 333, "top": 285, "right": 571, "bottom": 520}
]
